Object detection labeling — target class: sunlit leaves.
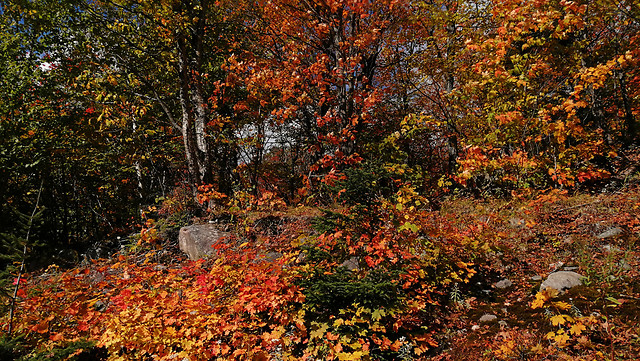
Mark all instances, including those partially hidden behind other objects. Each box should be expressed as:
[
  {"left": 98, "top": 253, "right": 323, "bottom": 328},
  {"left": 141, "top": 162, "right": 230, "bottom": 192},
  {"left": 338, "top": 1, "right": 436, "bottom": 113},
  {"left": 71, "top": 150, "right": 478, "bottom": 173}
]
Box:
[
  {"left": 530, "top": 287, "right": 599, "bottom": 350},
  {"left": 230, "top": 0, "right": 416, "bottom": 184},
  {"left": 451, "top": 0, "right": 640, "bottom": 190},
  {"left": 8, "top": 245, "right": 306, "bottom": 360}
]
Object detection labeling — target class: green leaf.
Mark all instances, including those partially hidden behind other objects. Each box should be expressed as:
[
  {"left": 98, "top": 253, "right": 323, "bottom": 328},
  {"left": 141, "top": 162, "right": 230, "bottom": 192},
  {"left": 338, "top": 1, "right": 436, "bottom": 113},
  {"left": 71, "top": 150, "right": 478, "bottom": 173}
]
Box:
[{"left": 371, "top": 308, "right": 385, "bottom": 321}]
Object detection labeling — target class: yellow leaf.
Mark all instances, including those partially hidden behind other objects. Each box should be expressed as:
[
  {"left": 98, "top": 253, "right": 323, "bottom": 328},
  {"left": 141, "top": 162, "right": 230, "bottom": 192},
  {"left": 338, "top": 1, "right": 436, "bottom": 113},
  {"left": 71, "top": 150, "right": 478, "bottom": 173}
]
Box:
[
  {"left": 531, "top": 292, "right": 547, "bottom": 309},
  {"left": 554, "top": 332, "right": 570, "bottom": 346},
  {"left": 551, "top": 314, "right": 566, "bottom": 326},
  {"left": 554, "top": 301, "right": 571, "bottom": 311},
  {"left": 545, "top": 287, "right": 559, "bottom": 297},
  {"left": 530, "top": 343, "right": 544, "bottom": 354},
  {"left": 310, "top": 323, "right": 328, "bottom": 340},
  {"left": 414, "top": 344, "right": 428, "bottom": 356},
  {"left": 499, "top": 340, "right": 515, "bottom": 355},
  {"left": 337, "top": 351, "right": 364, "bottom": 360}
]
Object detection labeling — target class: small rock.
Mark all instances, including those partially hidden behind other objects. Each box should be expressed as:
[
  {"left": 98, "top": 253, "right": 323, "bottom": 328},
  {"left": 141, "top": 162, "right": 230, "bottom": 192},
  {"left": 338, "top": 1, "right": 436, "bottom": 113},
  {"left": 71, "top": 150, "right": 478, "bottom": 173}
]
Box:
[
  {"left": 563, "top": 266, "right": 580, "bottom": 271},
  {"left": 549, "top": 261, "right": 564, "bottom": 270},
  {"left": 619, "top": 260, "right": 632, "bottom": 271},
  {"left": 498, "top": 320, "right": 508, "bottom": 328},
  {"left": 597, "top": 227, "right": 623, "bottom": 239},
  {"left": 531, "top": 275, "right": 542, "bottom": 281},
  {"left": 479, "top": 314, "right": 497, "bottom": 322},
  {"left": 603, "top": 244, "right": 622, "bottom": 252},
  {"left": 471, "top": 325, "right": 480, "bottom": 331},
  {"left": 153, "top": 265, "right": 167, "bottom": 271},
  {"left": 540, "top": 271, "right": 584, "bottom": 292},
  {"left": 296, "top": 252, "right": 307, "bottom": 264},
  {"left": 89, "top": 271, "right": 105, "bottom": 284},
  {"left": 340, "top": 257, "right": 360, "bottom": 271},
  {"left": 93, "top": 300, "right": 107, "bottom": 312},
  {"left": 259, "top": 251, "right": 283, "bottom": 262},
  {"left": 495, "top": 279, "right": 513, "bottom": 289},
  {"left": 509, "top": 217, "right": 526, "bottom": 228}
]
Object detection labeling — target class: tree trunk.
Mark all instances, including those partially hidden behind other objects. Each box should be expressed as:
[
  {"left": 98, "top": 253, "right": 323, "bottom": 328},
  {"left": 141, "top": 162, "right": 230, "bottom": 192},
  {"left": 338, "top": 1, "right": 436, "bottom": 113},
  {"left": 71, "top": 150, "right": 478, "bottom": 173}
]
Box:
[
  {"left": 191, "top": 0, "right": 213, "bottom": 184},
  {"left": 178, "top": 35, "right": 200, "bottom": 192}
]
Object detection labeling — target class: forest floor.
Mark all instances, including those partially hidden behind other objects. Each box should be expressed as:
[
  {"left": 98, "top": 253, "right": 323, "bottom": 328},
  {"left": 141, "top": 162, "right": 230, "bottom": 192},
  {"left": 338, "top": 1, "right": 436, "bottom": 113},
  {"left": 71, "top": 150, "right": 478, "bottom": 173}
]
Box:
[{"left": 427, "top": 185, "right": 640, "bottom": 360}]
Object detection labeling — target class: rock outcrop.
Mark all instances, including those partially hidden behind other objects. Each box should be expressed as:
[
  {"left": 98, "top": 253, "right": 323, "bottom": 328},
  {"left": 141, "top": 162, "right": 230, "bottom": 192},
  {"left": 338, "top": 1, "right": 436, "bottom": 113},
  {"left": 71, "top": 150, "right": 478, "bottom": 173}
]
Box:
[{"left": 179, "top": 224, "right": 233, "bottom": 260}]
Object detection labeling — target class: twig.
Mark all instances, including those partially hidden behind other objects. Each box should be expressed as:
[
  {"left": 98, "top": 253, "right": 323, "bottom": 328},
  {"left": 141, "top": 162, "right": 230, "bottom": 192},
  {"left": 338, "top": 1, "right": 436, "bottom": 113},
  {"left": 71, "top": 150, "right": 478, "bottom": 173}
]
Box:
[
  {"left": 619, "top": 294, "right": 640, "bottom": 300},
  {"left": 7, "top": 181, "right": 44, "bottom": 336}
]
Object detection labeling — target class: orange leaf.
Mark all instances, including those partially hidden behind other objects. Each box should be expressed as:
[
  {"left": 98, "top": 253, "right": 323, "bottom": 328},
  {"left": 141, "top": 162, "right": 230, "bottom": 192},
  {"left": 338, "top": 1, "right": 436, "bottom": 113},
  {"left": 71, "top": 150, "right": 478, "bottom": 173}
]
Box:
[
  {"left": 31, "top": 320, "right": 49, "bottom": 334},
  {"left": 50, "top": 332, "right": 65, "bottom": 342}
]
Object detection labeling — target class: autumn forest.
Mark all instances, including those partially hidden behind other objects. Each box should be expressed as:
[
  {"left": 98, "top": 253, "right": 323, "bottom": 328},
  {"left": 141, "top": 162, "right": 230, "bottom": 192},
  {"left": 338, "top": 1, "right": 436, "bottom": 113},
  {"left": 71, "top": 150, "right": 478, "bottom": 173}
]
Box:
[{"left": 1, "top": 0, "right": 639, "bottom": 360}]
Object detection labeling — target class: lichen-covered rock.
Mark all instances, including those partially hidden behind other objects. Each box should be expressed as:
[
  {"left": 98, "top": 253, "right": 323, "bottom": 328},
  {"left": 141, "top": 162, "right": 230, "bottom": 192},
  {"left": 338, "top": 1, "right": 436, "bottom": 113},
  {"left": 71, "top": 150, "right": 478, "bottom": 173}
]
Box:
[
  {"left": 178, "top": 224, "right": 233, "bottom": 260},
  {"left": 540, "top": 271, "right": 584, "bottom": 292}
]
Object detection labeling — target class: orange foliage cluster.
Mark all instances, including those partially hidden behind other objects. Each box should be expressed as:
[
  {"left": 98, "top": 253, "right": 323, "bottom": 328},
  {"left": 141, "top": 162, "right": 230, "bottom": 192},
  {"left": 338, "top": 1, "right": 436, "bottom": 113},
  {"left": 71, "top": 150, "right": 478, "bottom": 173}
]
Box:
[{"left": 9, "top": 249, "right": 304, "bottom": 360}]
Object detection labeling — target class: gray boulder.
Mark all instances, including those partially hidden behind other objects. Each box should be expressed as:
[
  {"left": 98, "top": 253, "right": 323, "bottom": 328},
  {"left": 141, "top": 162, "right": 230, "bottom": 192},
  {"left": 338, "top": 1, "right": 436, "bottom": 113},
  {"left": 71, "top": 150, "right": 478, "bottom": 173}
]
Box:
[
  {"left": 179, "top": 224, "right": 233, "bottom": 260},
  {"left": 540, "top": 271, "right": 584, "bottom": 292}
]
